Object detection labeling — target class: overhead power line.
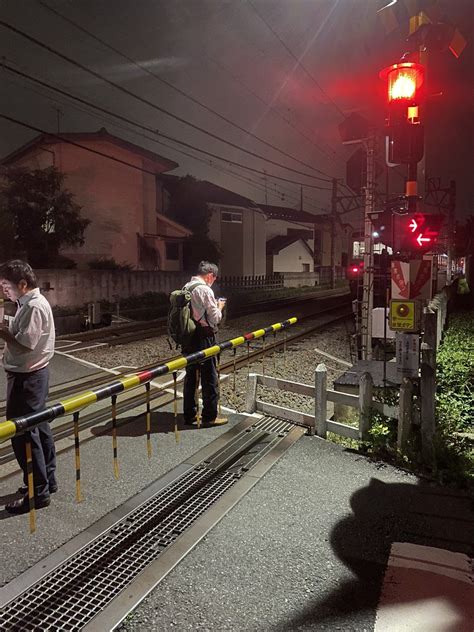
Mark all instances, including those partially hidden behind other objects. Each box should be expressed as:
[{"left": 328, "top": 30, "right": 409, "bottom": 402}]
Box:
[
  {"left": 247, "top": 0, "right": 346, "bottom": 118},
  {"left": 37, "top": 0, "right": 337, "bottom": 181},
  {"left": 0, "top": 20, "right": 333, "bottom": 184},
  {"left": 0, "top": 94, "right": 330, "bottom": 190},
  {"left": 0, "top": 62, "right": 330, "bottom": 190}
]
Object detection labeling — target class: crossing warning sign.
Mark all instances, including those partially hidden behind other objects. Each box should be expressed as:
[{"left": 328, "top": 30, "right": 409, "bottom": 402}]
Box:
[{"left": 389, "top": 300, "right": 419, "bottom": 332}]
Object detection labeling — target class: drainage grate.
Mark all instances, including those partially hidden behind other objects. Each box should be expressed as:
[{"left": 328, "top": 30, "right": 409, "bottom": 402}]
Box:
[{"left": 0, "top": 418, "right": 293, "bottom": 631}]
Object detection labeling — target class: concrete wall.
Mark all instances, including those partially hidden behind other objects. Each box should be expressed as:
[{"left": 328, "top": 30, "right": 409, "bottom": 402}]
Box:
[{"left": 36, "top": 269, "right": 189, "bottom": 308}]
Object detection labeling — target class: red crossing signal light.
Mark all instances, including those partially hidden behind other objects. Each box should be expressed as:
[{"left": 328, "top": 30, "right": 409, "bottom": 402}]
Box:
[{"left": 379, "top": 62, "right": 426, "bottom": 165}]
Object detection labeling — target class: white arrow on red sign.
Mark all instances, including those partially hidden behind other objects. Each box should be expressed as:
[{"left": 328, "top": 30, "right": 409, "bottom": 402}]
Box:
[
  {"left": 409, "top": 219, "right": 418, "bottom": 233},
  {"left": 416, "top": 234, "right": 431, "bottom": 246}
]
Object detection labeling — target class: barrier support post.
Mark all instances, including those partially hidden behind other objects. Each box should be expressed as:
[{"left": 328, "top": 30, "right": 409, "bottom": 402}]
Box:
[{"left": 73, "top": 411, "right": 83, "bottom": 502}]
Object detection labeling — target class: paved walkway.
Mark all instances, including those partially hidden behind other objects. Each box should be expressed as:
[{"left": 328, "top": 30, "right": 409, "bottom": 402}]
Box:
[{"left": 0, "top": 401, "right": 472, "bottom": 631}]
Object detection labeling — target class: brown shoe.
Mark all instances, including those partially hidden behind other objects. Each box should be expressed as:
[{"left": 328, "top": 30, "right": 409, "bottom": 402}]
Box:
[{"left": 6, "top": 496, "right": 51, "bottom": 514}]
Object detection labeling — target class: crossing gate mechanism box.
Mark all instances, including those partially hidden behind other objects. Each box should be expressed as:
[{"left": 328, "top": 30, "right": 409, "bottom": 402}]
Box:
[{"left": 389, "top": 299, "right": 420, "bottom": 332}]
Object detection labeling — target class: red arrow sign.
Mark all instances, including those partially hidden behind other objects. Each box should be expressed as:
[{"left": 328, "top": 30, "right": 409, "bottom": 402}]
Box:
[
  {"left": 409, "top": 219, "right": 418, "bottom": 232},
  {"left": 416, "top": 234, "right": 431, "bottom": 246}
]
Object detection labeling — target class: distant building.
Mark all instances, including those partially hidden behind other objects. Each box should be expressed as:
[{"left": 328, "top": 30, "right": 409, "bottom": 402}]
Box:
[
  {"left": 259, "top": 204, "right": 351, "bottom": 275},
  {"left": 163, "top": 177, "right": 267, "bottom": 277},
  {"left": 1, "top": 128, "right": 191, "bottom": 271}
]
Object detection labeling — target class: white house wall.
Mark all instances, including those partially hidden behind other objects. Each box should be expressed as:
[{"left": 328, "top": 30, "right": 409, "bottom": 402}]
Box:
[{"left": 273, "top": 240, "right": 315, "bottom": 273}]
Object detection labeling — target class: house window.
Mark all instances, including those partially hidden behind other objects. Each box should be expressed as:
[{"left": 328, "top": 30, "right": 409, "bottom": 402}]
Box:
[
  {"left": 302, "top": 263, "right": 310, "bottom": 272},
  {"left": 221, "top": 211, "right": 242, "bottom": 223},
  {"left": 166, "top": 242, "right": 180, "bottom": 261}
]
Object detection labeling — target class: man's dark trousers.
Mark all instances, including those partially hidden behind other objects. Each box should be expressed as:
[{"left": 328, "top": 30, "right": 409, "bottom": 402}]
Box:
[
  {"left": 183, "top": 330, "right": 219, "bottom": 423},
  {"left": 7, "top": 367, "right": 57, "bottom": 501}
]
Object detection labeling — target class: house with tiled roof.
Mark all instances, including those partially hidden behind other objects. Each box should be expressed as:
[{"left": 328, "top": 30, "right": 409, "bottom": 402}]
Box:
[{"left": 1, "top": 128, "right": 191, "bottom": 270}]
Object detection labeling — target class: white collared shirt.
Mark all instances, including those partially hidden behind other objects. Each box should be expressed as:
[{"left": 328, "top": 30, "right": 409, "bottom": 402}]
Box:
[
  {"left": 2, "top": 288, "right": 55, "bottom": 372},
  {"left": 185, "top": 276, "right": 222, "bottom": 329}
]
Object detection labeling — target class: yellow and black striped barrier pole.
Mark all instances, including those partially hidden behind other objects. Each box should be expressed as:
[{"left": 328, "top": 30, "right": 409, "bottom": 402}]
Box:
[
  {"left": 0, "top": 317, "right": 297, "bottom": 527},
  {"left": 0, "top": 318, "right": 297, "bottom": 447}
]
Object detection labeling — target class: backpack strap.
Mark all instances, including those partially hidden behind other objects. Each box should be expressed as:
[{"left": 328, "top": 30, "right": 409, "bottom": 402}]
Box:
[{"left": 184, "top": 280, "right": 210, "bottom": 326}]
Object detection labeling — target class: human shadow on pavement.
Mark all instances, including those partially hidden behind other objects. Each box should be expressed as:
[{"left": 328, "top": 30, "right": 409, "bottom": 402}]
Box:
[
  {"left": 272, "top": 477, "right": 473, "bottom": 632},
  {"left": 91, "top": 411, "right": 225, "bottom": 437}
]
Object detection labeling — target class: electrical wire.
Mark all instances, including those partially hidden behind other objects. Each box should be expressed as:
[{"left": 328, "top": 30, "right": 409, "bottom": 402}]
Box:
[
  {"left": 37, "top": 0, "right": 338, "bottom": 182},
  {"left": 246, "top": 0, "right": 346, "bottom": 118},
  {"left": 0, "top": 62, "right": 331, "bottom": 190},
  {"left": 0, "top": 20, "right": 334, "bottom": 184}
]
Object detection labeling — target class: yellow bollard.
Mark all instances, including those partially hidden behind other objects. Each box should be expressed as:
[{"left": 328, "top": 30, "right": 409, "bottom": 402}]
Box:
[
  {"left": 262, "top": 335, "right": 266, "bottom": 375},
  {"left": 73, "top": 411, "right": 83, "bottom": 502},
  {"left": 25, "top": 434, "right": 36, "bottom": 534},
  {"left": 111, "top": 394, "right": 119, "bottom": 480},
  {"left": 173, "top": 371, "right": 180, "bottom": 443},
  {"left": 145, "top": 382, "right": 152, "bottom": 458}
]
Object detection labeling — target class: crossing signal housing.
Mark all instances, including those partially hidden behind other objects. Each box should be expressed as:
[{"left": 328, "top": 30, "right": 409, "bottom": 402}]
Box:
[{"left": 380, "top": 61, "right": 425, "bottom": 165}]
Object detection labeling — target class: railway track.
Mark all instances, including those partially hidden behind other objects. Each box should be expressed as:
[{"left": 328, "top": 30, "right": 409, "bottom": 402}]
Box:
[
  {"left": 0, "top": 304, "right": 351, "bottom": 469},
  {"left": 54, "top": 288, "right": 349, "bottom": 349}
]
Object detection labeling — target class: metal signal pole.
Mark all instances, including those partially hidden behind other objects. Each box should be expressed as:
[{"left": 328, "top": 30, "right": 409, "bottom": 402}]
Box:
[{"left": 360, "top": 131, "right": 376, "bottom": 360}]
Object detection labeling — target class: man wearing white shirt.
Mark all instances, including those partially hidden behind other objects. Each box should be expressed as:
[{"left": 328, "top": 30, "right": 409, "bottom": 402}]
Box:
[
  {"left": 182, "top": 261, "right": 225, "bottom": 426},
  {"left": 0, "top": 260, "right": 57, "bottom": 514}
]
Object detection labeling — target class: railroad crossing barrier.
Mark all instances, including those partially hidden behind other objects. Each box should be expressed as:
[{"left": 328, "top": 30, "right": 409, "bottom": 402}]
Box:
[
  {"left": 245, "top": 364, "right": 409, "bottom": 444},
  {"left": 0, "top": 317, "right": 297, "bottom": 532}
]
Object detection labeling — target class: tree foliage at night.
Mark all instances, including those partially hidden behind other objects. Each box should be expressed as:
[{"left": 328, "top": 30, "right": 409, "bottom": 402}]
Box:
[
  {"left": 167, "top": 175, "right": 221, "bottom": 270},
  {"left": 0, "top": 166, "right": 90, "bottom": 267}
]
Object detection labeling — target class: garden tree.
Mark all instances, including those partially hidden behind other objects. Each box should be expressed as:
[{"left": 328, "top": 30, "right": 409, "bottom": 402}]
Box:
[
  {"left": 167, "top": 175, "right": 220, "bottom": 270},
  {"left": 0, "top": 166, "right": 90, "bottom": 267}
]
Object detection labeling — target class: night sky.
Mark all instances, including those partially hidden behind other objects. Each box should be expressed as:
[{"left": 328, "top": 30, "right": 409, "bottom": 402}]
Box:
[{"left": 0, "top": 0, "right": 472, "bottom": 224}]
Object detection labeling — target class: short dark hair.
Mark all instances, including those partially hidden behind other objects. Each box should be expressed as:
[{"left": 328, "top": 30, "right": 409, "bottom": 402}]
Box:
[
  {"left": 197, "top": 261, "right": 218, "bottom": 277},
  {"left": 0, "top": 260, "right": 38, "bottom": 288}
]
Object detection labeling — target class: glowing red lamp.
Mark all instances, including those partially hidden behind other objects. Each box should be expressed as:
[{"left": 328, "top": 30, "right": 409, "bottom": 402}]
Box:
[{"left": 379, "top": 62, "right": 425, "bottom": 104}]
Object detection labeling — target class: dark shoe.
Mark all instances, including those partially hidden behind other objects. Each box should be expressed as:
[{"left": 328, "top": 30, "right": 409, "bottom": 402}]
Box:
[
  {"left": 184, "top": 417, "right": 197, "bottom": 426},
  {"left": 5, "top": 496, "right": 51, "bottom": 514},
  {"left": 18, "top": 483, "right": 58, "bottom": 495}
]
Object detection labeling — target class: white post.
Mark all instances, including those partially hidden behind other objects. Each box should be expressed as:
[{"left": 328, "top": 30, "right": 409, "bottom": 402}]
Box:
[
  {"left": 245, "top": 373, "right": 258, "bottom": 414},
  {"left": 315, "top": 363, "right": 327, "bottom": 438}
]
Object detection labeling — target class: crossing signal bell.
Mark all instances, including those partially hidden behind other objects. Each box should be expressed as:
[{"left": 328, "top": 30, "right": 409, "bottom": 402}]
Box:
[{"left": 379, "top": 62, "right": 425, "bottom": 165}]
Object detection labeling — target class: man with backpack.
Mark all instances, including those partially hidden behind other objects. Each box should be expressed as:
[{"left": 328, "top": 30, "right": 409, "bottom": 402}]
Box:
[{"left": 174, "top": 261, "right": 225, "bottom": 426}]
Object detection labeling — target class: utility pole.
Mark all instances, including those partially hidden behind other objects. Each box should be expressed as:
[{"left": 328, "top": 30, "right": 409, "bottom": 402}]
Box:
[
  {"left": 330, "top": 178, "right": 337, "bottom": 289},
  {"left": 360, "top": 132, "right": 376, "bottom": 361}
]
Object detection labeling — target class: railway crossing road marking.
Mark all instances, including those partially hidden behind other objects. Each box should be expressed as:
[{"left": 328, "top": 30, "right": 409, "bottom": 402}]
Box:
[{"left": 375, "top": 542, "right": 473, "bottom": 632}]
